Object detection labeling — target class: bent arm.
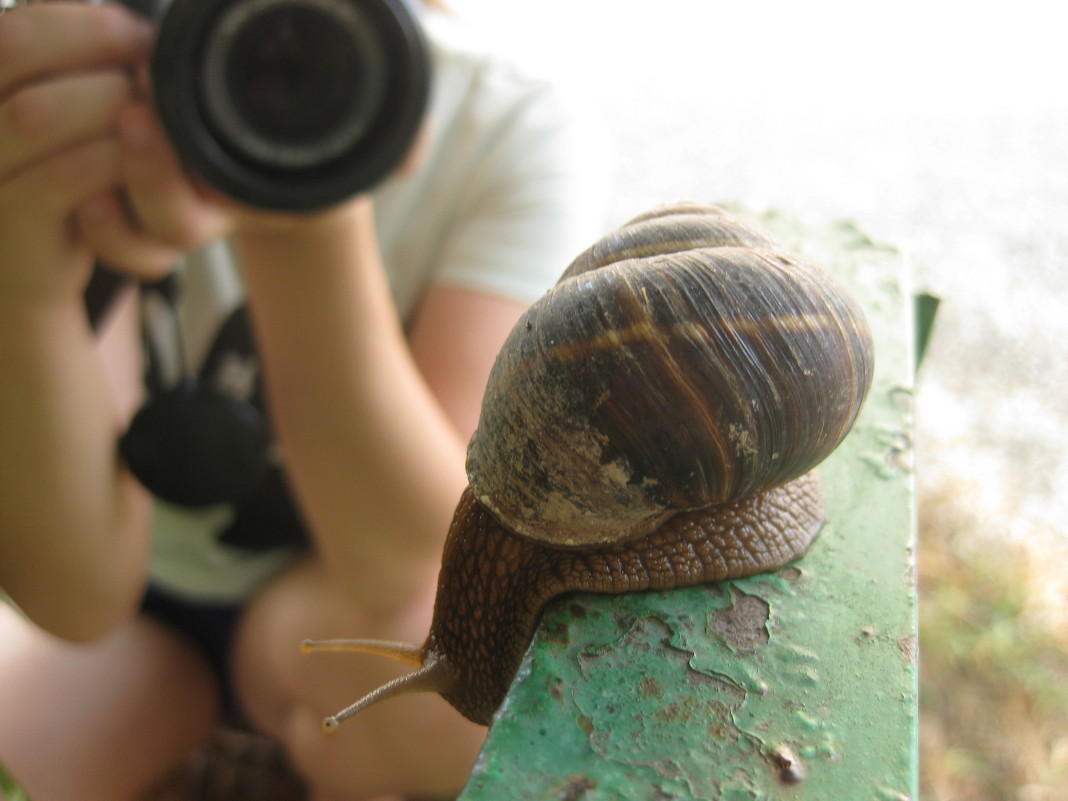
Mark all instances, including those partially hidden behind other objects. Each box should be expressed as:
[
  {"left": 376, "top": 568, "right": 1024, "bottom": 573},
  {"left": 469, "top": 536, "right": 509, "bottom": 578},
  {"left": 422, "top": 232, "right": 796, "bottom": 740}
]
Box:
[
  {"left": 234, "top": 201, "right": 526, "bottom": 608},
  {"left": 0, "top": 288, "right": 151, "bottom": 640},
  {"left": 0, "top": 2, "right": 164, "bottom": 639}
]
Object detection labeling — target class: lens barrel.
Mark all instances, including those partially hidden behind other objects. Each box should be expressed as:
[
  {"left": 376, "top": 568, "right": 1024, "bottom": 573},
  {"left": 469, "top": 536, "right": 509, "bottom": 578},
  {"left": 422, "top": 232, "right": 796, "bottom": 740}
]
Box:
[{"left": 151, "top": 0, "right": 430, "bottom": 211}]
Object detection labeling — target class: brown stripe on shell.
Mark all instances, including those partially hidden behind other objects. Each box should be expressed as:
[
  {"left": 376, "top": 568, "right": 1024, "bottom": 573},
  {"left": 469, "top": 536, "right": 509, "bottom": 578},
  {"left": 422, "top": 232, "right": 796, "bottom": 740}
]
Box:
[{"left": 551, "top": 312, "right": 859, "bottom": 363}]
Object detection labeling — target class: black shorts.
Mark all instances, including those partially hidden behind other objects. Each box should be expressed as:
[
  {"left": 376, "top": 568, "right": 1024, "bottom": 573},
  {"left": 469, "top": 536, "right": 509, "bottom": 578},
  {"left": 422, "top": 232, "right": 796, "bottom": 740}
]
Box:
[{"left": 140, "top": 583, "right": 244, "bottom": 716}]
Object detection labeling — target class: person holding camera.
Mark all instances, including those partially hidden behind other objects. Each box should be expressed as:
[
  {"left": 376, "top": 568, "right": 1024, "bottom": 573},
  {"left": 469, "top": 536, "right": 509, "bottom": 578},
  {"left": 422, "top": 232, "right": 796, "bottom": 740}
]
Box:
[{"left": 0, "top": 1, "right": 611, "bottom": 799}]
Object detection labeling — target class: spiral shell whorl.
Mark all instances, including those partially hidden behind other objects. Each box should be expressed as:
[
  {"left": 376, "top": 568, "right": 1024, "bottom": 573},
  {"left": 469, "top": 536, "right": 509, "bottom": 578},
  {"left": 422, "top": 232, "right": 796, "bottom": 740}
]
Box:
[
  {"left": 466, "top": 203, "right": 874, "bottom": 547},
  {"left": 559, "top": 203, "right": 778, "bottom": 280}
]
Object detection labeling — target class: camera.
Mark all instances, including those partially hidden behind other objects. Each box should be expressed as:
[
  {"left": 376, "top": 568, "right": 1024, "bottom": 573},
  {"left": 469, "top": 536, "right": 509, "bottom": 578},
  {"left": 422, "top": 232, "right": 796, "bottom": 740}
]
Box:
[{"left": 122, "top": 0, "right": 431, "bottom": 211}]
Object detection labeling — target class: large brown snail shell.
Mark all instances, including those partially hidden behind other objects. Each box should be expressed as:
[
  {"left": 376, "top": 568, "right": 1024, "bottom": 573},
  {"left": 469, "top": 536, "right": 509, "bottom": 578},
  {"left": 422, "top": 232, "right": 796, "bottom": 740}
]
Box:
[{"left": 467, "top": 203, "right": 873, "bottom": 546}]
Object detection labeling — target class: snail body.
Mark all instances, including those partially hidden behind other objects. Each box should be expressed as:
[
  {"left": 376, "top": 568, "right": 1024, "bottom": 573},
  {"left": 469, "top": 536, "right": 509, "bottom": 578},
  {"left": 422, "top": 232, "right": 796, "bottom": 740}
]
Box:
[{"left": 304, "top": 203, "right": 874, "bottom": 727}]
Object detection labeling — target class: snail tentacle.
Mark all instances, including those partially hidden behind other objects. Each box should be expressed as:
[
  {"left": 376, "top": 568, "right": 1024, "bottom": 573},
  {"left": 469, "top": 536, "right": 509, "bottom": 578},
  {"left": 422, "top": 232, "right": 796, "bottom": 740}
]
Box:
[
  {"left": 301, "top": 638, "right": 424, "bottom": 666},
  {"left": 319, "top": 653, "right": 454, "bottom": 732}
]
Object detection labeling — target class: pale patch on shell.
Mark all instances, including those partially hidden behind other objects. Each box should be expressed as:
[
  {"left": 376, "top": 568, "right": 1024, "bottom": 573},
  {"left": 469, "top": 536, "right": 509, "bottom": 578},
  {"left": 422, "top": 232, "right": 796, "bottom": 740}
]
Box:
[
  {"left": 474, "top": 413, "right": 672, "bottom": 547},
  {"left": 729, "top": 423, "right": 759, "bottom": 458}
]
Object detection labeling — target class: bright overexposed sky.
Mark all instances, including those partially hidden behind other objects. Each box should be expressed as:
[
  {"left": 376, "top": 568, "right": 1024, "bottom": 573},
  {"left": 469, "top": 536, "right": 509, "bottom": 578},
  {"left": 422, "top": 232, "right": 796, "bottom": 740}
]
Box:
[{"left": 447, "top": 0, "right": 1065, "bottom": 116}]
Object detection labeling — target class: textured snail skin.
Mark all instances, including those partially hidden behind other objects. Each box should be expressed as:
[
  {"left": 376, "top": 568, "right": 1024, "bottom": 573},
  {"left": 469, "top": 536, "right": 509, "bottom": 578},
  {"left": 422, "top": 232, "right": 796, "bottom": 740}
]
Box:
[
  {"left": 428, "top": 472, "right": 825, "bottom": 724},
  {"left": 308, "top": 204, "right": 874, "bottom": 730}
]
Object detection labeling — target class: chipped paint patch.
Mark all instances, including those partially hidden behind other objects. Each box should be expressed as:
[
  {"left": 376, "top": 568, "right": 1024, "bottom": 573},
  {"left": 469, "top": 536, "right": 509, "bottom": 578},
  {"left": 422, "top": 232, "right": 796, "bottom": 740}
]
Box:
[{"left": 709, "top": 587, "right": 771, "bottom": 651}]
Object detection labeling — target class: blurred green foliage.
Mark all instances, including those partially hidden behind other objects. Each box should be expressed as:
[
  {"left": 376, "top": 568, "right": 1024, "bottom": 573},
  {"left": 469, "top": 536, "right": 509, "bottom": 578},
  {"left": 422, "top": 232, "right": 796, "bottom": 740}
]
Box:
[
  {"left": 919, "top": 492, "right": 1068, "bottom": 801},
  {"left": 0, "top": 760, "right": 30, "bottom": 801}
]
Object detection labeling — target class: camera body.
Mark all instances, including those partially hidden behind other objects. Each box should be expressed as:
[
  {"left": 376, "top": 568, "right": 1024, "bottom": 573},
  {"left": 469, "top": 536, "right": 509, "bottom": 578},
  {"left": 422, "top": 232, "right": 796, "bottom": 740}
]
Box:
[{"left": 125, "top": 0, "right": 431, "bottom": 211}]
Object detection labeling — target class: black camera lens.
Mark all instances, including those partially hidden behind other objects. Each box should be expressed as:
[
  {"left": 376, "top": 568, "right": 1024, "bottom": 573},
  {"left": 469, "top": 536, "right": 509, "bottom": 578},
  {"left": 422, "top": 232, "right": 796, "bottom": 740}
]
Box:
[
  {"left": 203, "top": 0, "right": 387, "bottom": 168},
  {"left": 151, "top": 0, "right": 430, "bottom": 211}
]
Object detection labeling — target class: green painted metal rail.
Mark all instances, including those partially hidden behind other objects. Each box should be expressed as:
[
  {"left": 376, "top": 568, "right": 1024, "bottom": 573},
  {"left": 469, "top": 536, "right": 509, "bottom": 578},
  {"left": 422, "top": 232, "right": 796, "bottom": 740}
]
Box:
[{"left": 458, "top": 209, "right": 918, "bottom": 801}]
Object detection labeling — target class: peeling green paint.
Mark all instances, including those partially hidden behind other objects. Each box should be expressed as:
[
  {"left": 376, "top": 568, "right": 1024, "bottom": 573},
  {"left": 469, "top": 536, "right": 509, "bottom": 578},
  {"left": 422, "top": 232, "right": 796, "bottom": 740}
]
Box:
[{"left": 459, "top": 210, "right": 917, "bottom": 801}]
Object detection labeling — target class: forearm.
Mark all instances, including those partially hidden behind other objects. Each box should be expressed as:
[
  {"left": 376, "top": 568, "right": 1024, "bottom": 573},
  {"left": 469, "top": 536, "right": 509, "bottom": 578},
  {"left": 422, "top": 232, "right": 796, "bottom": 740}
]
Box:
[
  {"left": 0, "top": 293, "right": 150, "bottom": 639},
  {"left": 234, "top": 202, "right": 468, "bottom": 605}
]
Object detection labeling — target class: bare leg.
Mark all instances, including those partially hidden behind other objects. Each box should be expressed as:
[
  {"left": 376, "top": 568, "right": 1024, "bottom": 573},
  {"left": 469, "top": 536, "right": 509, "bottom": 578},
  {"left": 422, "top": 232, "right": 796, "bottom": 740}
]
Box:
[
  {"left": 0, "top": 603, "right": 220, "bottom": 801},
  {"left": 233, "top": 559, "right": 485, "bottom": 800}
]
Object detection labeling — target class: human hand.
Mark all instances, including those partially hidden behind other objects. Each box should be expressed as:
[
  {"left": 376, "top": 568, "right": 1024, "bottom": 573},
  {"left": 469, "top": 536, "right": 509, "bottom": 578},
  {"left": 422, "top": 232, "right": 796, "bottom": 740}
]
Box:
[
  {"left": 0, "top": 2, "right": 149, "bottom": 304},
  {"left": 74, "top": 92, "right": 232, "bottom": 278},
  {"left": 0, "top": 2, "right": 236, "bottom": 304}
]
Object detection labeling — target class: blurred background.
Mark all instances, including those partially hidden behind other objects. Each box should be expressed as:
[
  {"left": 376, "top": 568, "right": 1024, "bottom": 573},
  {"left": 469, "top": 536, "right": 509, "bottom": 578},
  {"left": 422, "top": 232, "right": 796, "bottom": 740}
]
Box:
[{"left": 449, "top": 0, "right": 1068, "bottom": 798}]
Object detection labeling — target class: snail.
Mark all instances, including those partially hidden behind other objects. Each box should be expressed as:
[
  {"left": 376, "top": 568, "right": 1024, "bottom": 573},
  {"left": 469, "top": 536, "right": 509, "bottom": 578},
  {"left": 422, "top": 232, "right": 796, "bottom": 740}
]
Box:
[{"left": 303, "top": 202, "right": 875, "bottom": 727}]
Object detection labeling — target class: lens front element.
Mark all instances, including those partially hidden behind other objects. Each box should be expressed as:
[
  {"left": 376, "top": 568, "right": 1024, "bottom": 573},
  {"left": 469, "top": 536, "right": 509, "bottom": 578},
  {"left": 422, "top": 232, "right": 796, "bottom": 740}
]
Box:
[{"left": 203, "top": 0, "right": 387, "bottom": 169}]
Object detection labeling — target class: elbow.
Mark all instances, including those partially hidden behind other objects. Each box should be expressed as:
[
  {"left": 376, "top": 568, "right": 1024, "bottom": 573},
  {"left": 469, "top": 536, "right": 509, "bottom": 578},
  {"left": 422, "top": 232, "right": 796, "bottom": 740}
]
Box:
[
  {"left": 0, "top": 484, "right": 153, "bottom": 643},
  {"left": 62, "top": 563, "right": 149, "bottom": 643},
  {"left": 19, "top": 588, "right": 144, "bottom": 645},
  {"left": 2, "top": 564, "right": 147, "bottom": 645},
  {"left": 48, "top": 585, "right": 146, "bottom": 644}
]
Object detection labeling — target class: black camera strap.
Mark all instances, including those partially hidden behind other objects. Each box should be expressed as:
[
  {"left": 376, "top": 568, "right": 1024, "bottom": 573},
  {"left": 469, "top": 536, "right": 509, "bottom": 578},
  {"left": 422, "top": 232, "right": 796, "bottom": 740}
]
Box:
[
  {"left": 83, "top": 260, "right": 309, "bottom": 551},
  {"left": 120, "top": 271, "right": 273, "bottom": 509},
  {"left": 85, "top": 264, "right": 130, "bottom": 333}
]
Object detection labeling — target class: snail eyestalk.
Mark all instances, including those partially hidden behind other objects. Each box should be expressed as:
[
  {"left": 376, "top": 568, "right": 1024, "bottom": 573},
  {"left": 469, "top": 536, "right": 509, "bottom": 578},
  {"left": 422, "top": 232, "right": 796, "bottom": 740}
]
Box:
[
  {"left": 319, "top": 654, "right": 453, "bottom": 733},
  {"left": 301, "top": 638, "right": 424, "bottom": 667}
]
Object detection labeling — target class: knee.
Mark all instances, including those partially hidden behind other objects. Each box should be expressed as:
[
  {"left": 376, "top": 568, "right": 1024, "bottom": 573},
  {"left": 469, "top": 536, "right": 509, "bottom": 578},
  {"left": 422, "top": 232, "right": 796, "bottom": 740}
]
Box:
[
  {"left": 231, "top": 561, "right": 483, "bottom": 797},
  {"left": 230, "top": 581, "right": 300, "bottom": 737},
  {"left": 231, "top": 560, "right": 348, "bottom": 737},
  {"left": 232, "top": 558, "right": 426, "bottom": 736},
  {"left": 0, "top": 611, "right": 219, "bottom": 801},
  {"left": 278, "top": 695, "right": 484, "bottom": 801}
]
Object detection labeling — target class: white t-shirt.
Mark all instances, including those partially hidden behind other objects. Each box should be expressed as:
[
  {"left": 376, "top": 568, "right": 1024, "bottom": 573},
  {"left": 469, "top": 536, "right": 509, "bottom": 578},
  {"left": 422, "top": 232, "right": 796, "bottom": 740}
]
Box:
[{"left": 146, "top": 11, "right": 613, "bottom": 603}]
